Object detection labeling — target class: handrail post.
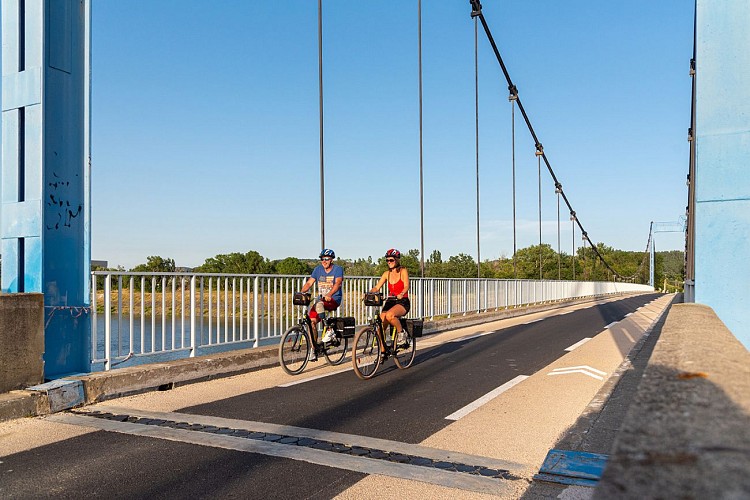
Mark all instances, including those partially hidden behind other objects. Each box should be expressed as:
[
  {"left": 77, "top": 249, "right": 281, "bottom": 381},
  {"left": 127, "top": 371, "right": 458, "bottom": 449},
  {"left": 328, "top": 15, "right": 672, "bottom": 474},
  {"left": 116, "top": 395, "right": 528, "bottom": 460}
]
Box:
[
  {"left": 253, "top": 276, "right": 259, "bottom": 348},
  {"left": 104, "top": 274, "right": 111, "bottom": 371},
  {"left": 190, "top": 275, "right": 196, "bottom": 357}
]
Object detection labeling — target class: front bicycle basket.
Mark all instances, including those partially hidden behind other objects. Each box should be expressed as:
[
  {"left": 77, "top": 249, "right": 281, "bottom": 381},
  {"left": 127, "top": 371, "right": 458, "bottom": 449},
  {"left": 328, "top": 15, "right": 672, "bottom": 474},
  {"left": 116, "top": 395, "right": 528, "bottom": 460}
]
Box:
[
  {"left": 363, "top": 292, "right": 383, "bottom": 307},
  {"left": 293, "top": 292, "right": 311, "bottom": 306}
]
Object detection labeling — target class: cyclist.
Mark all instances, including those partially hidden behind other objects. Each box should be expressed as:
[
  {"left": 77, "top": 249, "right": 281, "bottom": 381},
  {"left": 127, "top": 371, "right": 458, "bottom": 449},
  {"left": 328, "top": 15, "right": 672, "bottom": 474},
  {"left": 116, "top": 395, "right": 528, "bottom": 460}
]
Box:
[
  {"left": 300, "top": 248, "right": 344, "bottom": 361},
  {"left": 370, "top": 248, "right": 410, "bottom": 348}
]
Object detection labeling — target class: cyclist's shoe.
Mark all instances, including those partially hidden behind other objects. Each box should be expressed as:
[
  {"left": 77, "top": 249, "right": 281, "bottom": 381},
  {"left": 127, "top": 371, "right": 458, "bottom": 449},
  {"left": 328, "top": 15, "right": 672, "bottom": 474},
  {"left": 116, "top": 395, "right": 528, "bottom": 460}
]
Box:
[
  {"left": 396, "top": 331, "right": 409, "bottom": 348},
  {"left": 380, "top": 352, "right": 389, "bottom": 363},
  {"left": 321, "top": 328, "right": 336, "bottom": 344},
  {"left": 308, "top": 349, "right": 318, "bottom": 362}
]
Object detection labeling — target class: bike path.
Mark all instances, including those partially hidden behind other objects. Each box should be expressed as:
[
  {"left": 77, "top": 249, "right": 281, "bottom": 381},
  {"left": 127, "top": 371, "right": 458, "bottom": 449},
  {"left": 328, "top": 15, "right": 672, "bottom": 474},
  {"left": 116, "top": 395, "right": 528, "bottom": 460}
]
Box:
[{"left": 0, "top": 293, "right": 669, "bottom": 499}]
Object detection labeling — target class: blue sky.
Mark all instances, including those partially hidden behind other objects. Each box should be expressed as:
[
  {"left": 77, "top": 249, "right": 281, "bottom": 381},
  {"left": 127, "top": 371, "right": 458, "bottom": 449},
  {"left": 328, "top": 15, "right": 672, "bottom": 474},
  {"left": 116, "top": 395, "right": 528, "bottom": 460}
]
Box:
[{"left": 12, "top": 1, "right": 696, "bottom": 269}]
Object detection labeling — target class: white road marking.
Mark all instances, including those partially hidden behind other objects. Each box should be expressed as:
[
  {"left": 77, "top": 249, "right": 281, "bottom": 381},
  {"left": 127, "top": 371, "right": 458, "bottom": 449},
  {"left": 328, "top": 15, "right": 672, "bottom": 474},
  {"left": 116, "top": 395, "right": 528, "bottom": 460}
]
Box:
[
  {"left": 445, "top": 375, "right": 529, "bottom": 421},
  {"left": 604, "top": 321, "right": 618, "bottom": 329},
  {"left": 548, "top": 365, "right": 606, "bottom": 381},
  {"left": 522, "top": 318, "right": 544, "bottom": 325},
  {"left": 450, "top": 331, "right": 493, "bottom": 343},
  {"left": 278, "top": 367, "right": 351, "bottom": 387},
  {"left": 564, "top": 338, "right": 592, "bottom": 352},
  {"left": 625, "top": 312, "right": 633, "bottom": 317}
]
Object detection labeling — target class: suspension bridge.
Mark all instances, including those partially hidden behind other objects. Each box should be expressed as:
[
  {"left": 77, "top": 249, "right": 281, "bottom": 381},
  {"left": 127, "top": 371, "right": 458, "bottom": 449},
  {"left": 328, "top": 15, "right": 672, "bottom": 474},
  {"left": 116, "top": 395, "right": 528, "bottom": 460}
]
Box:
[{"left": 0, "top": 2, "right": 748, "bottom": 498}]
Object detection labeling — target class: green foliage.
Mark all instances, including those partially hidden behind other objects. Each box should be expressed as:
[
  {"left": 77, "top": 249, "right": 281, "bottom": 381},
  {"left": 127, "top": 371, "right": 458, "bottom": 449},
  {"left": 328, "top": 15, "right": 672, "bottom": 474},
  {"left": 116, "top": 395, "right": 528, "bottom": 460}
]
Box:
[
  {"left": 344, "top": 257, "right": 378, "bottom": 277},
  {"left": 130, "top": 256, "right": 175, "bottom": 273},
  {"left": 107, "top": 245, "right": 683, "bottom": 287},
  {"left": 194, "top": 251, "right": 272, "bottom": 274},
  {"left": 273, "top": 257, "right": 310, "bottom": 276}
]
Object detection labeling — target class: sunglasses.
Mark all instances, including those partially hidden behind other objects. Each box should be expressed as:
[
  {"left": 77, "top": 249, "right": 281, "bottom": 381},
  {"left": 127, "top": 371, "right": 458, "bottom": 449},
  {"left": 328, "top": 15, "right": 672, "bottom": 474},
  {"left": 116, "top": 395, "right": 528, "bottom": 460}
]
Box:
[
  {"left": 386, "top": 258, "right": 396, "bottom": 263},
  {"left": 321, "top": 257, "right": 332, "bottom": 261}
]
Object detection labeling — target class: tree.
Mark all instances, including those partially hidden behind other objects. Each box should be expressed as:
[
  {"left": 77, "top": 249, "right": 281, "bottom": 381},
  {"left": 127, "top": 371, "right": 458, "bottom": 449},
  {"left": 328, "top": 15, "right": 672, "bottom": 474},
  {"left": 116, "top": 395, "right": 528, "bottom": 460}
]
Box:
[
  {"left": 345, "top": 257, "right": 378, "bottom": 277},
  {"left": 273, "top": 257, "right": 309, "bottom": 276},
  {"left": 375, "top": 249, "right": 421, "bottom": 276},
  {"left": 194, "top": 250, "right": 272, "bottom": 274},
  {"left": 131, "top": 256, "right": 176, "bottom": 273}
]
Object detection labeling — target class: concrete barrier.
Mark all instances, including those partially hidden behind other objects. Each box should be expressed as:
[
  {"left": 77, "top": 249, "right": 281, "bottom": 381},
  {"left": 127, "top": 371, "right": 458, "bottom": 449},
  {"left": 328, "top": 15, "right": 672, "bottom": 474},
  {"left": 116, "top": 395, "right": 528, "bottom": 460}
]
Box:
[
  {"left": 0, "top": 293, "right": 44, "bottom": 392},
  {"left": 595, "top": 303, "right": 750, "bottom": 498}
]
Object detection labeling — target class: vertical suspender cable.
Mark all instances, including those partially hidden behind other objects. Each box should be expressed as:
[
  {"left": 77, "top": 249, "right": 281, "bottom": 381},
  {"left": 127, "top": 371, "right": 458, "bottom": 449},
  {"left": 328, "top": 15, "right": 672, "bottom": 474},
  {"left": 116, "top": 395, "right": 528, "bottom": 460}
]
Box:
[
  {"left": 474, "top": 16, "right": 481, "bottom": 279},
  {"left": 556, "top": 183, "right": 561, "bottom": 280},
  {"left": 537, "top": 150, "right": 542, "bottom": 280},
  {"left": 418, "top": 0, "right": 425, "bottom": 278},
  {"left": 318, "top": 0, "right": 325, "bottom": 250},
  {"left": 510, "top": 91, "right": 517, "bottom": 278}
]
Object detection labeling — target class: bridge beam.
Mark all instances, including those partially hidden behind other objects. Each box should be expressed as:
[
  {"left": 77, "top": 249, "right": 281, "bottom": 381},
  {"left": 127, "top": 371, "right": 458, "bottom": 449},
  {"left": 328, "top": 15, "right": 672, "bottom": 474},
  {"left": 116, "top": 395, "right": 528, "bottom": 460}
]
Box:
[
  {"left": 694, "top": 1, "right": 750, "bottom": 348},
  {"left": 1, "top": 0, "right": 91, "bottom": 376}
]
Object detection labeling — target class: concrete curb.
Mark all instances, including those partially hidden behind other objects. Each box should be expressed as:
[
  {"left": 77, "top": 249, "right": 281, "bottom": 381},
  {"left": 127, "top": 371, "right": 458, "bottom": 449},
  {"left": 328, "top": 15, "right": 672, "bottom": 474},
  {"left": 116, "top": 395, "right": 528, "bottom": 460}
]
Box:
[
  {"left": 594, "top": 303, "right": 750, "bottom": 498},
  {"left": 0, "top": 293, "right": 637, "bottom": 423}
]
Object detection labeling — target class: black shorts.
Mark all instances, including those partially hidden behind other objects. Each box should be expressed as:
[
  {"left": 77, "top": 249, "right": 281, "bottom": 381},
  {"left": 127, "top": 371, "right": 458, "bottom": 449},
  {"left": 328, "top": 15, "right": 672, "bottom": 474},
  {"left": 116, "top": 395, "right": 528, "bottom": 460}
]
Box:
[{"left": 383, "top": 297, "right": 410, "bottom": 315}]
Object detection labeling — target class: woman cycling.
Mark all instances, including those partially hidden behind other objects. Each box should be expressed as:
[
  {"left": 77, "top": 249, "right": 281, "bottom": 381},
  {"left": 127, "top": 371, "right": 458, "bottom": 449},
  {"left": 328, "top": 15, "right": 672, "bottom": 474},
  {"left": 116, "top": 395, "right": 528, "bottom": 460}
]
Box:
[{"left": 370, "top": 248, "right": 410, "bottom": 347}]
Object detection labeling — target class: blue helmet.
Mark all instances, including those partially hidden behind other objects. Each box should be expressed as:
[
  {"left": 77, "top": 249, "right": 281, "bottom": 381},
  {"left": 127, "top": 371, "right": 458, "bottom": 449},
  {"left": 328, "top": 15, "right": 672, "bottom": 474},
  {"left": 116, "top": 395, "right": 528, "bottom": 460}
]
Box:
[{"left": 319, "top": 248, "right": 335, "bottom": 259}]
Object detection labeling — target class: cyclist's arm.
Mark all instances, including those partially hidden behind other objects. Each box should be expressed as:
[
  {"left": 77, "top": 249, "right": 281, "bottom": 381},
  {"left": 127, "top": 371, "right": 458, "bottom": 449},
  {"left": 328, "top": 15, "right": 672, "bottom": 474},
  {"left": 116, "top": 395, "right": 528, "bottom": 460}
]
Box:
[
  {"left": 370, "top": 272, "right": 387, "bottom": 293},
  {"left": 300, "top": 276, "right": 316, "bottom": 294}
]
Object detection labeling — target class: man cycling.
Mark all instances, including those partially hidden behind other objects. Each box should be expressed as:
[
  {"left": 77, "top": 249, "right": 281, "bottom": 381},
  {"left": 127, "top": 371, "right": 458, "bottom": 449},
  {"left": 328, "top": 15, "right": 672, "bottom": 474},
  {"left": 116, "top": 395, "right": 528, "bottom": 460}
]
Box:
[{"left": 300, "top": 248, "right": 344, "bottom": 361}]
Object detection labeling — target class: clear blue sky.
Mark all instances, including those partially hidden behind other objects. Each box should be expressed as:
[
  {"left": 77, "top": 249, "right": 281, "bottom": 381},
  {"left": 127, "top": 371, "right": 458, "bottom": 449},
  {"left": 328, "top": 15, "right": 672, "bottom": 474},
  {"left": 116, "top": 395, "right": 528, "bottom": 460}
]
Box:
[{"left": 12, "top": 1, "right": 697, "bottom": 269}]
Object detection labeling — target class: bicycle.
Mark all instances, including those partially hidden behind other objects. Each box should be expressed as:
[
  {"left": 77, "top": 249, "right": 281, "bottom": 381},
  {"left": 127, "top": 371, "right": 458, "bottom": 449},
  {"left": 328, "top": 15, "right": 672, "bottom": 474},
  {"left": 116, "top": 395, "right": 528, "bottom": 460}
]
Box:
[
  {"left": 351, "top": 292, "right": 419, "bottom": 380},
  {"left": 278, "top": 292, "right": 353, "bottom": 375}
]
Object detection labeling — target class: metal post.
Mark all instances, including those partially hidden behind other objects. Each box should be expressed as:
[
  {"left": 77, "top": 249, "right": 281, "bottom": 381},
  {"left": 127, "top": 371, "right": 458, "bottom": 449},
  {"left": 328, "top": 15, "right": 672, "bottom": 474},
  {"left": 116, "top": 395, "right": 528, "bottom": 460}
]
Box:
[
  {"left": 318, "top": 0, "right": 326, "bottom": 249},
  {"left": 190, "top": 275, "right": 196, "bottom": 357},
  {"left": 418, "top": 0, "right": 425, "bottom": 278}
]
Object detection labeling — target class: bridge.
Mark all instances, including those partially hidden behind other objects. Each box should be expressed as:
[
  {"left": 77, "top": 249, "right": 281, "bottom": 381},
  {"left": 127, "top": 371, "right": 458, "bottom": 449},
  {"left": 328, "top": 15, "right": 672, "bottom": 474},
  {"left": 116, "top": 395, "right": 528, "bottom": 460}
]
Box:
[{"left": 1, "top": 1, "right": 749, "bottom": 498}]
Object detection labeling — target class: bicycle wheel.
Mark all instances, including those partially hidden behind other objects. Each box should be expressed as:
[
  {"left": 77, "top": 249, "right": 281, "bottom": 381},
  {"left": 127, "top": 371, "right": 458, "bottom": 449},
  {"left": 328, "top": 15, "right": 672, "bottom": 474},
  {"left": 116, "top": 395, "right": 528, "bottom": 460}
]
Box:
[
  {"left": 352, "top": 326, "right": 381, "bottom": 380},
  {"left": 393, "top": 329, "right": 416, "bottom": 370},
  {"left": 279, "top": 325, "right": 310, "bottom": 375},
  {"left": 323, "top": 331, "right": 348, "bottom": 366}
]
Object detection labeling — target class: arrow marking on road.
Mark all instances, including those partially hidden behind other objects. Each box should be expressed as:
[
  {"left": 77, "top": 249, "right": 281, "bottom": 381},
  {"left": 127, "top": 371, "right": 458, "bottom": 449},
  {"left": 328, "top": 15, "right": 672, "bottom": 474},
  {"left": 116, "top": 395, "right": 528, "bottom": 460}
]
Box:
[{"left": 548, "top": 366, "right": 606, "bottom": 381}]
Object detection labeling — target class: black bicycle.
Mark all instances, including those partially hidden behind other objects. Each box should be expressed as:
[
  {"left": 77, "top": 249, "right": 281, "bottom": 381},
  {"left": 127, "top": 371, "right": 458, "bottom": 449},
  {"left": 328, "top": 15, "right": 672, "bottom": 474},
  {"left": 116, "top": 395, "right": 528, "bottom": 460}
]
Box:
[
  {"left": 278, "top": 292, "right": 353, "bottom": 375},
  {"left": 351, "top": 292, "right": 419, "bottom": 380}
]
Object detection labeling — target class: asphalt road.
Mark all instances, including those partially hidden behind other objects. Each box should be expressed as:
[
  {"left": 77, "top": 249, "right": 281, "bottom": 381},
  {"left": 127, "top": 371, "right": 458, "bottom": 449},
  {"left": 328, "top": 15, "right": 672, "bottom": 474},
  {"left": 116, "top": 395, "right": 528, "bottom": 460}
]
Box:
[{"left": 0, "top": 293, "right": 661, "bottom": 499}]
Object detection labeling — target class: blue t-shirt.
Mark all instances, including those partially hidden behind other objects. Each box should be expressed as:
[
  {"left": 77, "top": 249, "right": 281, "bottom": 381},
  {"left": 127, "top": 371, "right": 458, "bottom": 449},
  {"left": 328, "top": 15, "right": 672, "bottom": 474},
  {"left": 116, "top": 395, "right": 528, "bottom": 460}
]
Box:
[{"left": 310, "top": 264, "right": 344, "bottom": 304}]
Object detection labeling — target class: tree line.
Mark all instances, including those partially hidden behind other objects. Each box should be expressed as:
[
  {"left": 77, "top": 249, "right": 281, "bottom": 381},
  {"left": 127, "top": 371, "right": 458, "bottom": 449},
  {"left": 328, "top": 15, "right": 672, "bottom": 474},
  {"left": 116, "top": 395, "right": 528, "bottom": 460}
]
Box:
[{"left": 94, "top": 245, "right": 686, "bottom": 289}]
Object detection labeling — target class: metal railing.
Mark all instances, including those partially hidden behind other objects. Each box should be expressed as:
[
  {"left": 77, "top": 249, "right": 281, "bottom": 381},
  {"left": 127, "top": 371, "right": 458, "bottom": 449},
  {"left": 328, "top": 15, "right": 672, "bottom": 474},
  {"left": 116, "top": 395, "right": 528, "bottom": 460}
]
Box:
[{"left": 91, "top": 271, "right": 652, "bottom": 371}]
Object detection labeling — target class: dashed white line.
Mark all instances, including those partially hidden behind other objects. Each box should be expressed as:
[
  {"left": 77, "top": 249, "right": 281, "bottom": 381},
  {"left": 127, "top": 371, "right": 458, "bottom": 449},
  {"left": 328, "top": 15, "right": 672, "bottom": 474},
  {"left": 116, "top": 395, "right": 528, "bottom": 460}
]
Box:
[
  {"left": 564, "top": 338, "right": 592, "bottom": 352},
  {"left": 522, "top": 318, "right": 544, "bottom": 325},
  {"left": 450, "top": 331, "right": 493, "bottom": 343},
  {"left": 445, "top": 375, "right": 529, "bottom": 421},
  {"left": 604, "top": 321, "right": 618, "bottom": 329}
]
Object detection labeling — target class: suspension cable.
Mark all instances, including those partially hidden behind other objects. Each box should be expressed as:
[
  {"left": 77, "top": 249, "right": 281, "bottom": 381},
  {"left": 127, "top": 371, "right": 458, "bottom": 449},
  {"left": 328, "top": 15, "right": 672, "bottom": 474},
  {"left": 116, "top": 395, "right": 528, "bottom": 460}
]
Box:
[
  {"left": 510, "top": 88, "right": 518, "bottom": 278},
  {"left": 536, "top": 144, "right": 543, "bottom": 280},
  {"left": 469, "top": 0, "right": 626, "bottom": 280},
  {"left": 419, "top": 0, "right": 425, "bottom": 278},
  {"left": 474, "top": 15, "right": 481, "bottom": 279}
]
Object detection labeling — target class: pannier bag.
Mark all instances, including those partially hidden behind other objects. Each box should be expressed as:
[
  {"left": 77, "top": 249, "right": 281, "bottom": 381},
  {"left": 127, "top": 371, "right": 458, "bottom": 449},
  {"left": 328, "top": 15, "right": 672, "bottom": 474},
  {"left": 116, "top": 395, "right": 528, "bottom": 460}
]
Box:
[
  {"left": 363, "top": 292, "right": 384, "bottom": 307},
  {"left": 400, "top": 318, "right": 424, "bottom": 338},
  {"left": 293, "top": 292, "right": 311, "bottom": 306},
  {"left": 334, "top": 317, "right": 356, "bottom": 338}
]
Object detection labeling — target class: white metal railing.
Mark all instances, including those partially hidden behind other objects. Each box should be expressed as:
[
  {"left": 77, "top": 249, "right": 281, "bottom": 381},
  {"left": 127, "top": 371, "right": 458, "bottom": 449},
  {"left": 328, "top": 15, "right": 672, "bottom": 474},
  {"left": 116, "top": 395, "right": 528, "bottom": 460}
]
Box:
[{"left": 90, "top": 271, "right": 653, "bottom": 371}]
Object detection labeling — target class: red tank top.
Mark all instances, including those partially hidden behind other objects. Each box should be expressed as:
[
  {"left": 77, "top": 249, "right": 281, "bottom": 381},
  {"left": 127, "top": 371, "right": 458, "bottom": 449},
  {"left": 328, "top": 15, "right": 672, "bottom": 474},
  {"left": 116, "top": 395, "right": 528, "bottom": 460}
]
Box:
[{"left": 387, "top": 270, "right": 408, "bottom": 297}]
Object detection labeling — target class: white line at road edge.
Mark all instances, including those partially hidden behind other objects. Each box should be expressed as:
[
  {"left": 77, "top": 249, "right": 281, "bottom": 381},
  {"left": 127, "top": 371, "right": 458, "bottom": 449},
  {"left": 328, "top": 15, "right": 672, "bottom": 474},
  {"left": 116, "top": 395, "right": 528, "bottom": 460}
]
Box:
[
  {"left": 523, "top": 318, "right": 544, "bottom": 324},
  {"left": 604, "top": 321, "right": 618, "bottom": 329},
  {"left": 278, "top": 367, "right": 351, "bottom": 387},
  {"left": 445, "top": 375, "right": 529, "bottom": 421},
  {"left": 564, "top": 338, "right": 592, "bottom": 352}
]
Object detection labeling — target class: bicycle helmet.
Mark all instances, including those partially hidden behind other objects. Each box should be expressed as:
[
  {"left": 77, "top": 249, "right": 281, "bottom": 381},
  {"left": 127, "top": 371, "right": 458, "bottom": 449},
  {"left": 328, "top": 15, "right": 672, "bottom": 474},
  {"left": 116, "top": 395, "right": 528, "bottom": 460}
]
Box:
[
  {"left": 384, "top": 248, "right": 401, "bottom": 259},
  {"left": 319, "top": 248, "right": 335, "bottom": 259}
]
